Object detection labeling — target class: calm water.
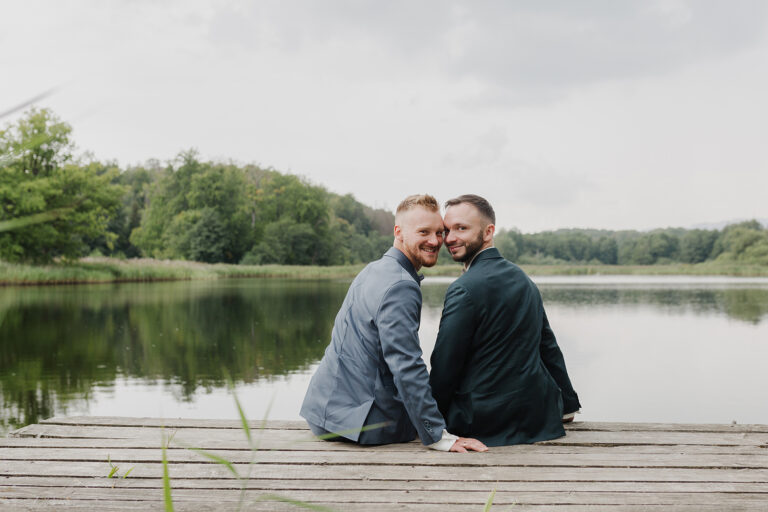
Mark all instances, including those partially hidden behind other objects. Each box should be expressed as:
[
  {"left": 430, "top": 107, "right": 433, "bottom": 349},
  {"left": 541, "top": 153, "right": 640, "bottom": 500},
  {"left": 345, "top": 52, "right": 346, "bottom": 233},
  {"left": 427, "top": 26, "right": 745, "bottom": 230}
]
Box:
[{"left": 2, "top": 276, "right": 768, "bottom": 435}]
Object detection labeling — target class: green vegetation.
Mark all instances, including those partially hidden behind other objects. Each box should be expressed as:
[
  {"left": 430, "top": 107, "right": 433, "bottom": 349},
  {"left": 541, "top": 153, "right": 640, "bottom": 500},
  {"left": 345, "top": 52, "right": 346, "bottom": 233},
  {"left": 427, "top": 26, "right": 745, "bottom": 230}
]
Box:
[
  {"left": 3, "top": 258, "right": 767, "bottom": 286},
  {"left": 2, "top": 108, "right": 767, "bottom": 276},
  {"left": 0, "top": 257, "right": 366, "bottom": 285},
  {"left": 494, "top": 221, "right": 768, "bottom": 267},
  {"left": 0, "top": 109, "right": 123, "bottom": 262},
  {"left": 424, "top": 262, "right": 768, "bottom": 277},
  {"left": 1, "top": 108, "right": 391, "bottom": 266}
]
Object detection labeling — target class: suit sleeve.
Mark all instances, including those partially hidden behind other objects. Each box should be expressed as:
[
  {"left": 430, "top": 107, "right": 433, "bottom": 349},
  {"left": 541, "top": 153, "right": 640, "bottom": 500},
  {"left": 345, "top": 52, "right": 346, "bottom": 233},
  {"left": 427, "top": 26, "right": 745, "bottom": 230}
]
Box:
[
  {"left": 377, "top": 280, "right": 446, "bottom": 445},
  {"left": 429, "top": 284, "right": 476, "bottom": 418},
  {"left": 540, "top": 309, "right": 581, "bottom": 413}
]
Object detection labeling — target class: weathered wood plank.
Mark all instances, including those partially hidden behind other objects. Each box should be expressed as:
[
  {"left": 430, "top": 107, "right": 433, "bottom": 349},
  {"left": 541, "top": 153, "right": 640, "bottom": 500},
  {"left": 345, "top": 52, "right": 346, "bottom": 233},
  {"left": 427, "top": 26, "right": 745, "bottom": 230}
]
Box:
[
  {"left": 12, "top": 424, "right": 768, "bottom": 447},
  {"left": 5, "top": 418, "right": 768, "bottom": 511},
  {"left": 2, "top": 447, "right": 767, "bottom": 469},
  {"left": 34, "top": 417, "right": 768, "bottom": 434},
  {"left": 3, "top": 475, "right": 768, "bottom": 493},
  {"left": 2, "top": 436, "right": 765, "bottom": 454},
  {"left": 2, "top": 460, "right": 767, "bottom": 482},
  {"left": 3, "top": 486, "right": 768, "bottom": 506},
  {"left": 567, "top": 422, "right": 768, "bottom": 433},
  {"left": 2, "top": 500, "right": 763, "bottom": 512},
  {"left": 35, "top": 417, "right": 309, "bottom": 430}
]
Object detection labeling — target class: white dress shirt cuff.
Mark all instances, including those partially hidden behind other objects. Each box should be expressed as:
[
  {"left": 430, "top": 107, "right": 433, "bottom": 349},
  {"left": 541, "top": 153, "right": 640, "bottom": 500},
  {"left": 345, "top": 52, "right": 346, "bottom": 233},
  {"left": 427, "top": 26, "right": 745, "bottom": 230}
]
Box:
[
  {"left": 563, "top": 409, "right": 581, "bottom": 421},
  {"left": 427, "top": 429, "right": 459, "bottom": 451}
]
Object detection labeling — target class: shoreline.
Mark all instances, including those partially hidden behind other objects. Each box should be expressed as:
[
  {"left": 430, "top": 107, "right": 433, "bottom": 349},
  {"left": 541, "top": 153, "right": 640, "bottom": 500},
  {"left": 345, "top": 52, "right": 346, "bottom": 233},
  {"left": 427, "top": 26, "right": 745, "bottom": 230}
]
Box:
[{"left": 2, "top": 257, "right": 768, "bottom": 286}]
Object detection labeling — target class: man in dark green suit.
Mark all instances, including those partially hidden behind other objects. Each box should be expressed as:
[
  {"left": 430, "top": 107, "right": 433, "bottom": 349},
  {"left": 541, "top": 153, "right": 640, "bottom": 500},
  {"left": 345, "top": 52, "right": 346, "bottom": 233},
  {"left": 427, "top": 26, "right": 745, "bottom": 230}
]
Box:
[{"left": 429, "top": 195, "right": 581, "bottom": 447}]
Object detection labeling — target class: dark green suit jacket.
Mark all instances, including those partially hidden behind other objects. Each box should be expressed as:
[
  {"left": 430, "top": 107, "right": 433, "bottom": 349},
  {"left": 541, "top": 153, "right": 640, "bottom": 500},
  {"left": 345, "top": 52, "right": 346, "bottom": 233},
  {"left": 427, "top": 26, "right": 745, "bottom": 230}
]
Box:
[{"left": 429, "top": 248, "right": 581, "bottom": 446}]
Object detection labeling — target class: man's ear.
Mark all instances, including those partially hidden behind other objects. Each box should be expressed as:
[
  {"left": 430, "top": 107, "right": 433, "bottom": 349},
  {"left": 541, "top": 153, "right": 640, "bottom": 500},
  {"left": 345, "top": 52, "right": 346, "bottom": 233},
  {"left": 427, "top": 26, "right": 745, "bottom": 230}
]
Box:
[
  {"left": 394, "top": 224, "right": 403, "bottom": 242},
  {"left": 484, "top": 223, "right": 496, "bottom": 243}
]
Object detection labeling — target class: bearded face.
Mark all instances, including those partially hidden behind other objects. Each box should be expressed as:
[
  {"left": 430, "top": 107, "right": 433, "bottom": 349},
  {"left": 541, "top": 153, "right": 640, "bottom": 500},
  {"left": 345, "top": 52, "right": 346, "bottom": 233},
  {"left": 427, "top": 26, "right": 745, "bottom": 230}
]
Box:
[
  {"left": 394, "top": 206, "right": 444, "bottom": 269},
  {"left": 443, "top": 203, "right": 494, "bottom": 264},
  {"left": 447, "top": 229, "right": 485, "bottom": 263}
]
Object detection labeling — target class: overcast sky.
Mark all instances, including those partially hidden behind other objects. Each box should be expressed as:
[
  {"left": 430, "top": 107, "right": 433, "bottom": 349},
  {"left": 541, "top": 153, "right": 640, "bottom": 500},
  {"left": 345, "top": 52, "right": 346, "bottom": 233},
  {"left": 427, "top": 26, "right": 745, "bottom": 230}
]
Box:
[{"left": 1, "top": 1, "right": 766, "bottom": 232}]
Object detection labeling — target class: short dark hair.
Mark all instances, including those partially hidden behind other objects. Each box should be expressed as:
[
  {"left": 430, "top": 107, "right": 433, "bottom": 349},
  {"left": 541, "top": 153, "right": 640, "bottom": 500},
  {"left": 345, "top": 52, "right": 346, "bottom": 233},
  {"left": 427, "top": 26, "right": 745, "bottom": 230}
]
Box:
[{"left": 444, "top": 194, "right": 496, "bottom": 224}]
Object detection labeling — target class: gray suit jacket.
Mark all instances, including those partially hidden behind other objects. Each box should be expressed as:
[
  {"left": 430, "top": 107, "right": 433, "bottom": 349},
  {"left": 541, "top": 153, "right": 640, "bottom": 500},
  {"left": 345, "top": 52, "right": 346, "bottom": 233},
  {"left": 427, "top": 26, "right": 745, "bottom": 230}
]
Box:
[{"left": 300, "top": 247, "right": 445, "bottom": 445}]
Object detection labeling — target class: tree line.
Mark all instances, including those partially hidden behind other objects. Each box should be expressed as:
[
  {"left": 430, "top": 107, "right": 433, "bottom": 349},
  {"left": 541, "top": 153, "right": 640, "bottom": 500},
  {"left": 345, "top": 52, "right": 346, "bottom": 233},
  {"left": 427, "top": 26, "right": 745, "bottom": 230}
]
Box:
[
  {"left": 494, "top": 222, "right": 768, "bottom": 266},
  {"left": 1, "top": 108, "right": 392, "bottom": 264},
  {"left": 1, "top": 108, "right": 766, "bottom": 266}
]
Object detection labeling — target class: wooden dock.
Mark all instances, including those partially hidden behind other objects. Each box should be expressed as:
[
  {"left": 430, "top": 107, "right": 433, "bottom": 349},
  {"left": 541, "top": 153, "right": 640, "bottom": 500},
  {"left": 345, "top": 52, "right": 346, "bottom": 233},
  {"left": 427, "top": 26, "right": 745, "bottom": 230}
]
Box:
[{"left": 2, "top": 417, "right": 767, "bottom": 511}]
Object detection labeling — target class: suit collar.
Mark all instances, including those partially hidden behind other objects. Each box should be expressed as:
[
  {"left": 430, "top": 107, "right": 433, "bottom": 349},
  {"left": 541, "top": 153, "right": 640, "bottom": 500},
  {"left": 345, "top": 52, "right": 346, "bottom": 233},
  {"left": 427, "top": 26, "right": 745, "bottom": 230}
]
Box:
[
  {"left": 385, "top": 247, "right": 425, "bottom": 284},
  {"left": 465, "top": 247, "right": 502, "bottom": 272}
]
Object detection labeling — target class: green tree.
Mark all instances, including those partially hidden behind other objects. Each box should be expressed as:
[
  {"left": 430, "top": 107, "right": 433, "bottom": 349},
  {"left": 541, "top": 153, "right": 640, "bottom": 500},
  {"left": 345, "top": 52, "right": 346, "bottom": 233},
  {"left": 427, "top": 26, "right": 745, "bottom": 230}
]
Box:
[
  {"left": 331, "top": 193, "right": 373, "bottom": 234},
  {"left": 679, "top": 229, "right": 718, "bottom": 263},
  {"left": 619, "top": 231, "right": 680, "bottom": 265},
  {"left": 593, "top": 236, "right": 618, "bottom": 264},
  {"left": 713, "top": 221, "right": 768, "bottom": 265},
  {"left": 131, "top": 151, "right": 253, "bottom": 263},
  {"left": 245, "top": 217, "right": 318, "bottom": 265},
  {"left": 249, "top": 173, "right": 330, "bottom": 264},
  {"left": 0, "top": 109, "right": 122, "bottom": 262},
  {"left": 495, "top": 229, "right": 520, "bottom": 261}
]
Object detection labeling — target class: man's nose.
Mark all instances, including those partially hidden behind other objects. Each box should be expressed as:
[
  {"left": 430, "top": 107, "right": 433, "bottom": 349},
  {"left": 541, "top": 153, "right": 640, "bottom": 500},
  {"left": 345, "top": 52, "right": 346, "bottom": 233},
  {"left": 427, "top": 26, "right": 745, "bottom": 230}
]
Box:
[{"left": 445, "top": 230, "right": 455, "bottom": 245}]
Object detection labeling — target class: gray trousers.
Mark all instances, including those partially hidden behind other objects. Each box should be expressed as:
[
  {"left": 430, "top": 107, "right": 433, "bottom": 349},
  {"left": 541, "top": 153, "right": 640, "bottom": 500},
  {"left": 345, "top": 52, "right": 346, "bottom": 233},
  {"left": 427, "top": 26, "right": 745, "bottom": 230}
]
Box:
[{"left": 307, "top": 401, "right": 418, "bottom": 445}]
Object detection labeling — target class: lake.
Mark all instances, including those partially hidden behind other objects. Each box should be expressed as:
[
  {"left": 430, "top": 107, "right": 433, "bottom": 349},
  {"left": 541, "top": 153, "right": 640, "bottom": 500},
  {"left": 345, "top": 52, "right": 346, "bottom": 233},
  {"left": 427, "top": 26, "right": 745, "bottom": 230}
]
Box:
[{"left": 2, "top": 275, "right": 768, "bottom": 435}]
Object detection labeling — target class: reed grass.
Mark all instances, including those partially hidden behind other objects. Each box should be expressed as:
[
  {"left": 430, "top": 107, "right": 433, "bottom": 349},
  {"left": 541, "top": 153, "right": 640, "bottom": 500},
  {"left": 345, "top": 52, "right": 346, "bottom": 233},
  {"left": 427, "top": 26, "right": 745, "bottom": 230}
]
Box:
[
  {"left": 3, "top": 257, "right": 766, "bottom": 286},
  {"left": 423, "top": 262, "right": 768, "bottom": 277},
  {"left": 0, "top": 257, "right": 366, "bottom": 285}
]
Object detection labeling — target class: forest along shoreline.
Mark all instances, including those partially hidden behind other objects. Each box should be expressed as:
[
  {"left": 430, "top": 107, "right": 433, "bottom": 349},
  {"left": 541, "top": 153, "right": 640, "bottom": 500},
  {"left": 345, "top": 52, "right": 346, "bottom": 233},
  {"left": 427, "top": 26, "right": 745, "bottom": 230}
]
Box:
[
  {"left": 3, "top": 109, "right": 768, "bottom": 286},
  {"left": 2, "top": 257, "right": 768, "bottom": 286}
]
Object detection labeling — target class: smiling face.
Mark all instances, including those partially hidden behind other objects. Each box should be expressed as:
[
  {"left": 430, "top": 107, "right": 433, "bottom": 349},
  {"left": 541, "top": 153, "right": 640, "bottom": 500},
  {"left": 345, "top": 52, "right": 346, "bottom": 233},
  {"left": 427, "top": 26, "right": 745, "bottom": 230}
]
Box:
[
  {"left": 444, "top": 202, "right": 495, "bottom": 264},
  {"left": 393, "top": 206, "right": 445, "bottom": 270}
]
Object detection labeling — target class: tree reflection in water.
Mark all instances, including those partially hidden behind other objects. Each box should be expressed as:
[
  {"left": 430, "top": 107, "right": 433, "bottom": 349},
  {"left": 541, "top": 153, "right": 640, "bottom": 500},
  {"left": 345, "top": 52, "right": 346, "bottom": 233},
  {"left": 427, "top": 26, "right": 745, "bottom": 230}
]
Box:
[{"left": 0, "top": 279, "right": 348, "bottom": 434}]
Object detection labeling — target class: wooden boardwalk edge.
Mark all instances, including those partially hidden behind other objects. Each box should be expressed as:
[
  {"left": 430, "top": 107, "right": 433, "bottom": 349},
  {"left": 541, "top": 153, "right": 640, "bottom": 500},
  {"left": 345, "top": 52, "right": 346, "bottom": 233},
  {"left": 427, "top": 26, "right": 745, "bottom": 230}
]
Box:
[
  {"left": 2, "top": 417, "right": 767, "bottom": 511},
  {"left": 31, "top": 416, "right": 768, "bottom": 433}
]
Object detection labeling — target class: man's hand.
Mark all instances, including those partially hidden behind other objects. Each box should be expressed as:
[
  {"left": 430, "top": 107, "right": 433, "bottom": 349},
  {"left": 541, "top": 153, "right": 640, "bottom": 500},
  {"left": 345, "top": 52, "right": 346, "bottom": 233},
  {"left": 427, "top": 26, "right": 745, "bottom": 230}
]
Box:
[{"left": 449, "top": 437, "right": 488, "bottom": 453}]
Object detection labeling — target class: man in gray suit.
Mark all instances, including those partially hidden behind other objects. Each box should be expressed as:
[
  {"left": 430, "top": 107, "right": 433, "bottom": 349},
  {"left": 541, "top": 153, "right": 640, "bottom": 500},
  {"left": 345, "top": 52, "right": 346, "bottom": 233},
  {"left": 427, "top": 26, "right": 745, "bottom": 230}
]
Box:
[{"left": 300, "top": 194, "right": 487, "bottom": 452}]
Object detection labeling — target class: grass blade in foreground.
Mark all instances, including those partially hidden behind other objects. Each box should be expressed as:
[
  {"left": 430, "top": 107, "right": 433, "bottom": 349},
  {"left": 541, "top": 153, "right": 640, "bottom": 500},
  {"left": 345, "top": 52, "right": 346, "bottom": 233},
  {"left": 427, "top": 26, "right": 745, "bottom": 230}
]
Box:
[
  {"left": 233, "top": 390, "right": 253, "bottom": 448},
  {"left": 311, "top": 422, "right": 389, "bottom": 441},
  {"left": 0, "top": 87, "right": 59, "bottom": 119},
  {"left": 483, "top": 487, "right": 496, "bottom": 511},
  {"left": 162, "top": 428, "right": 174, "bottom": 512},
  {"left": 0, "top": 208, "right": 72, "bottom": 232},
  {"left": 258, "top": 494, "right": 339, "bottom": 512},
  {"left": 183, "top": 446, "right": 241, "bottom": 479}
]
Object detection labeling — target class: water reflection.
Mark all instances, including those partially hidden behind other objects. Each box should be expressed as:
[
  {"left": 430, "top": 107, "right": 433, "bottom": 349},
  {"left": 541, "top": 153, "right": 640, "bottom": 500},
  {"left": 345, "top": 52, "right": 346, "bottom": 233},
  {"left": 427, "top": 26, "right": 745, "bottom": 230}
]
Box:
[
  {"left": 0, "top": 279, "right": 348, "bottom": 434},
  {"left": 1, "top": 276, "right": 767, "bottom": 435},
  {"left": 423, "top": 278, "right": 768, "bottom": 324},
  {"left": 538, "top": 287, "right": 768, "bottom": 324}
]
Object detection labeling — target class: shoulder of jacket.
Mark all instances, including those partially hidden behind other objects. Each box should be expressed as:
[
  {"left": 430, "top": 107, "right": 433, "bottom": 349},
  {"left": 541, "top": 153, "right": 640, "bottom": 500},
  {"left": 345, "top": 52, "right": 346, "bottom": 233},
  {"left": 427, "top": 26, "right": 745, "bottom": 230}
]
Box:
[
  {"left": 368, "top": 260, "right": 420, "bottom": 298},
  {"left": 375, "top": 274, "right": 420, "bottom": 317},
  {"left": 387, "top": 271, "right": 421, "bottom": 295},
  {"left": 445, "top": 278, "right": 475, "bottom": 303}
]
